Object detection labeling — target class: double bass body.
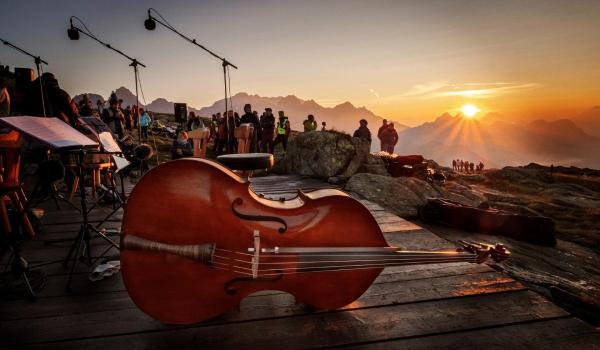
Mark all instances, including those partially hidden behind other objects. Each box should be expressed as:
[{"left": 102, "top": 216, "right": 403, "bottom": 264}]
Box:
[{"left": 121, "top": 159, "right": 387, "bottom": 324}]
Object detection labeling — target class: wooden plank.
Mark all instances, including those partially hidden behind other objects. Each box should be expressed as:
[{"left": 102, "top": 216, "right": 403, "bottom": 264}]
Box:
[
  {"left": 0, "top": 271, "right": 526, "bottom": 345},
  {"left": 342, "top": 317, "right": 600, "bottom": 350},
  {"left": 9, "top": 291, "right": 568, "bottom": 349},
  {"left": 0, "top": 263, "right": 494, "bottom": 320},
  {"left": 379, "top": 220, "right": 423, "bottom": 233}
]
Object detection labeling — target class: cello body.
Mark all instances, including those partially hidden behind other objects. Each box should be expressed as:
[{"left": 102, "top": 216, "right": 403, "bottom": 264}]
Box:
[{"left": 121, "top": 158, "right": 387, "bottom": 324}]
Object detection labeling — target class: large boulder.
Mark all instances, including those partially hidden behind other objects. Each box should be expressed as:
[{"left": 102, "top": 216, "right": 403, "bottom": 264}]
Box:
[
  {"left": 346, "top": 173, "right": 488, "bottom": 218},
  {"left": 286, "top": 131, "right": 370, "bottom": 179},
  {"left": 357, "top": 154, "right": 390, "bottom": 176}
]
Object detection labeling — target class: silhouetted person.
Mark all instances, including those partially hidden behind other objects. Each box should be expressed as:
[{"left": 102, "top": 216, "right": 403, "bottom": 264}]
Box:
[
  {"left": 79, "top": 94, "right": 94, "bottom": 117},
  {"left": 226, "top": 110, "right": 237, "bottom": 153},
  {"left": 187, "top": 111, "right": 203, "bottom": 131},
  {"left": 380, "top": 122, "right": 398, "bottom": 153},
  {"left": 452, "top": 159, "right": 457, "bottom": 171},
  {"left": 470, "top": 162, "right": 475, "bottom": 173},
  {"left": 26, "top": 73, "right": 79, "bottom": 126},
  {"left": 260, "top": 108, "right": 275, "bottom": 153},
  {"left": 138, "top": 108, "right": 152, "bottom": 140},
  {"left": 273, "top": 111, "right": 291, "bottom": 152},
  {"left": 0, "top": 78, "right": 9, "bottom": 117},
  {"left": 102, "top": 92, "right": 126, "bottom": 139},
  {"left": 303, "top": 114, "right": 317, "bottom": 132},
  {"left": 550, "top": 164, "right": 554, "bottom": 176},
  {"left": 214, "top": 113, "right": 227, "bottom": 155},
  {"left": 377, "top": 119, "right": 388, "bottom": 151},
  {"left": 479, "top": 161, "right": 484, "bottom": 173},
  {"left": 240, "top": 104, "right": 261, "bottom": 152},
  {"left": 321, "top": 121, "right": 327, "bottom": 131},
  {"left": 131, "top": 104, "right": 139, "bottom": 129},
  {"left": 353, "top": 119, "right": 372, "bottom": 144}
]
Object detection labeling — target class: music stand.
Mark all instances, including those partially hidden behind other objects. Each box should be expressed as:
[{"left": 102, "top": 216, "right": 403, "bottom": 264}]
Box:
[{"left": 0, "top": 117, "right": 119, "bottom": 291}]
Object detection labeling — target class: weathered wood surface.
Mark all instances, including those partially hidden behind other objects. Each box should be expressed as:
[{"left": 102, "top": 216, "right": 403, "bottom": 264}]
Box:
[{"left": 0, "top": 175, "right": 598, "bottom": 349}]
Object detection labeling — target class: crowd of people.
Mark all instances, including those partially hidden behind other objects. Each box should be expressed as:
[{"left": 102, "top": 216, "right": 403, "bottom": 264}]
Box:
[
  {"left": 0, "top": 72, "right": 404, "bottom": 161},
  {"left": 452, "top": 159, "right": 485, "bottom": 173}
]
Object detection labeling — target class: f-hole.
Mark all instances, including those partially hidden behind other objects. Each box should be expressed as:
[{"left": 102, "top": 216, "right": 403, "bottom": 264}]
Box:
[
  {"left": 231, "top": 198, "right": 288, "bottom": 234},
  {"left": 224, "top": 273, "right": 283, "bottom": 296}
]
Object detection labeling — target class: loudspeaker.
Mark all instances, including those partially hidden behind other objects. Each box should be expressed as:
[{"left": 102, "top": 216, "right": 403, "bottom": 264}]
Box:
[
  {"left": 14, "top": 68, "right": 34, "bottom": 89},
  {"left": 174, "top": 103, "right": 187, "bottom": 123}
]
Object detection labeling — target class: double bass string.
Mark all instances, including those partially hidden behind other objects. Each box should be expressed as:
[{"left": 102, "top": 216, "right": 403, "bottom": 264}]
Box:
[
  {"left": 210, "top": 253, "right": 477, "bottom": 277},
  {"left": 210, "top": 258, "right": 478, "bottom": 278}
]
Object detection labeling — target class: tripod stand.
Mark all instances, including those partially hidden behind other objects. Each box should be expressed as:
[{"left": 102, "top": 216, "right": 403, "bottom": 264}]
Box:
[
  {"left": 0, "top": 37, "right": 50, "bottom": 117},
  {"left": 63, "top": 149, "right": 119, "bottom": 291}
]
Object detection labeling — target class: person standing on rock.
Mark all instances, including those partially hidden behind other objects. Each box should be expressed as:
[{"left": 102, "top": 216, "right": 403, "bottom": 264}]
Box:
[
  {"left": 260, "top": 108, "right": 276, "bottom": 153},
  {"left": 353, "top": 119, "right": 372, "bottom": 144},
  {"left": 452, "top": 159, "right": 457, "bottom": 171},
  {"left": 303, "top": 114, "right": 317, "bottom": 132},
  {"left": 377, "top": 119, "right": 388, "bottom": 151},
  {"left": 273, "top": 111, "right": 291, "bottom": 151},
  {"left": 479, "top": 161, "right": 484, "bottom": 173},
  {"left": 469, "top": 162, "right": 475, "bottom": 173},
  {"left": 380, "top": 122, "right": 398, "bottom": 154}
]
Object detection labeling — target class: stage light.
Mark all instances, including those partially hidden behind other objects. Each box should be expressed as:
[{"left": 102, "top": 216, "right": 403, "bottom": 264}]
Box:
[
  {"left": 144, "top": 11, "right": 156, "bottom": 30},
  {"left": 67, "top": 19, "right": 79, "bottom": 40}
]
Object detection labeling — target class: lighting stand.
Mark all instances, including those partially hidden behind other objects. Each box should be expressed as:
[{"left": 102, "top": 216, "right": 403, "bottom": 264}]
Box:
[
  {"left": 144, "top": 8, "right": 238, "bottom": 152},
  {"left": 0, "top": 37, "right": 49, "bottom": 117},
  {"left": 67, "top": 16, "right": 146, "bottom": 143}
]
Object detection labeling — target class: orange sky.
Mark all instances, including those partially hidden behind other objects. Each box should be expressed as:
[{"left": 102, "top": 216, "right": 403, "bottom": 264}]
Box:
[{"left": 2, "top": 0, "right": 599, "bottom": 126}]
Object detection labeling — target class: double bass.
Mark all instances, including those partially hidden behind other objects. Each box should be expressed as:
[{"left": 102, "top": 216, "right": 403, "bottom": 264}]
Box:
[{"left": 121, "top": 158, "right": 509, "bottom": 324}]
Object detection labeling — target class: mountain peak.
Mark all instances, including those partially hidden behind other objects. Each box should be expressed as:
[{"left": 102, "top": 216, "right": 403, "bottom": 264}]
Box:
[{"left": 334, "top": 101, "right": 355, "bottom": 110}]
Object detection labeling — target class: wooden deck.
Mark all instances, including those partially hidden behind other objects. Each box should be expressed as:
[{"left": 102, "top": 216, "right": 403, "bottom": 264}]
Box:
[{"left": 1, "top": 174, "right": 598, "bottom": 349}]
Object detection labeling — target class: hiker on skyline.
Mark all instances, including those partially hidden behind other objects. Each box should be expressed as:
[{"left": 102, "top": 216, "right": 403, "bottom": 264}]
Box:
[
  {"left": 353, "top": 119, "right": 372, "bottom": 144},
  {"left": 260, "top": 108, "right": 276, "bottom": 153},
  {"left": 380, "top": 122, "right": 398, "bottom": 154},
  {"left": 377, "top": 119, "right": 388, "bottom": 151},
  {"left": 273, "top": 110, "right": 291, "bottom": 151},
  {"left": 240, "top": 104, "right": 261, "bottom": 152},
  {"left": 303, "top": 114, "right": 317, "bottom": 132}
]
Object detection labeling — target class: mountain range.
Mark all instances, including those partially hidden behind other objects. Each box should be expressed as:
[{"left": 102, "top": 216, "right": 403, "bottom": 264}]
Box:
[
  {"left": 73, "top": 87, "right": 599, "bottom": 168},
  {"left": 397, "top": 112, "right": 600, "bottom": 168}
]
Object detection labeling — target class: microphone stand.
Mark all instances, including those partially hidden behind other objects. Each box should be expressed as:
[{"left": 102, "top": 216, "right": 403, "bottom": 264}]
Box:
[
  {"left": 0, "top": 37, "right": 49, "bottom": 117},
  {"left": 68, "top": 17, "right": 146, "bottom": 142},
  {"left": 145, "top": 8, "right": 238, "bottom": 152}
]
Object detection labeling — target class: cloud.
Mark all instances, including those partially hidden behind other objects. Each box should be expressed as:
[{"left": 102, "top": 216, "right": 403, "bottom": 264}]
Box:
[
  {"left": 368, "top": 88, "right": 380, "bottom": 98},
  {"left": 402, "top": 81, "right": 449, "bottom": 97},
  {"left": 435, "top": 82, "right": 541, "bottom": 98},
  {"left": 399, "top": 81, "right": 541, "bottom": 99}
]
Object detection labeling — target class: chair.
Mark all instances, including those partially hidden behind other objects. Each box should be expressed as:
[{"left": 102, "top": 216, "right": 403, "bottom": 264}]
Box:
[
  {"left": 67, "top": 152, "right": 112, "bottom": 201},
  {"left": 234, "top": 123, "right": 255, "bottom": 154},
  {"left": 187, "top": 128, "right": 210, "bottom": 158},
  {"left": 0, "top": 130, "right": 35, "bottom": 237}
]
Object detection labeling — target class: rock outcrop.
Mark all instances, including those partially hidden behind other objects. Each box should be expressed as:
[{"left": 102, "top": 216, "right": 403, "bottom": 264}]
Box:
[
  {"left": 286, "top": 131, "right": 370, "bottom": 179},
  {"left": 345, "top": 173, "right": 487, "bottom": 217}
]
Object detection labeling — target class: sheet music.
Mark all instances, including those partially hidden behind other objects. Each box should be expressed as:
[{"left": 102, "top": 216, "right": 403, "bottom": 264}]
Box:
[
  {"left": 111, "top": 155, "right": 130, "bottom": 173},
  {"left": 0, "top": 116, "right": 98, "bottom": 150},
  {"left": 98, "top": 132, "right": 122, "bottom": 153}
]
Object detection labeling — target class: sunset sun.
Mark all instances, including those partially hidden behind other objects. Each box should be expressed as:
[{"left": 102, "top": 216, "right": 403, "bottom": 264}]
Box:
[{"left": 461, "top": 104, "right": 480, "bottom": 118}]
